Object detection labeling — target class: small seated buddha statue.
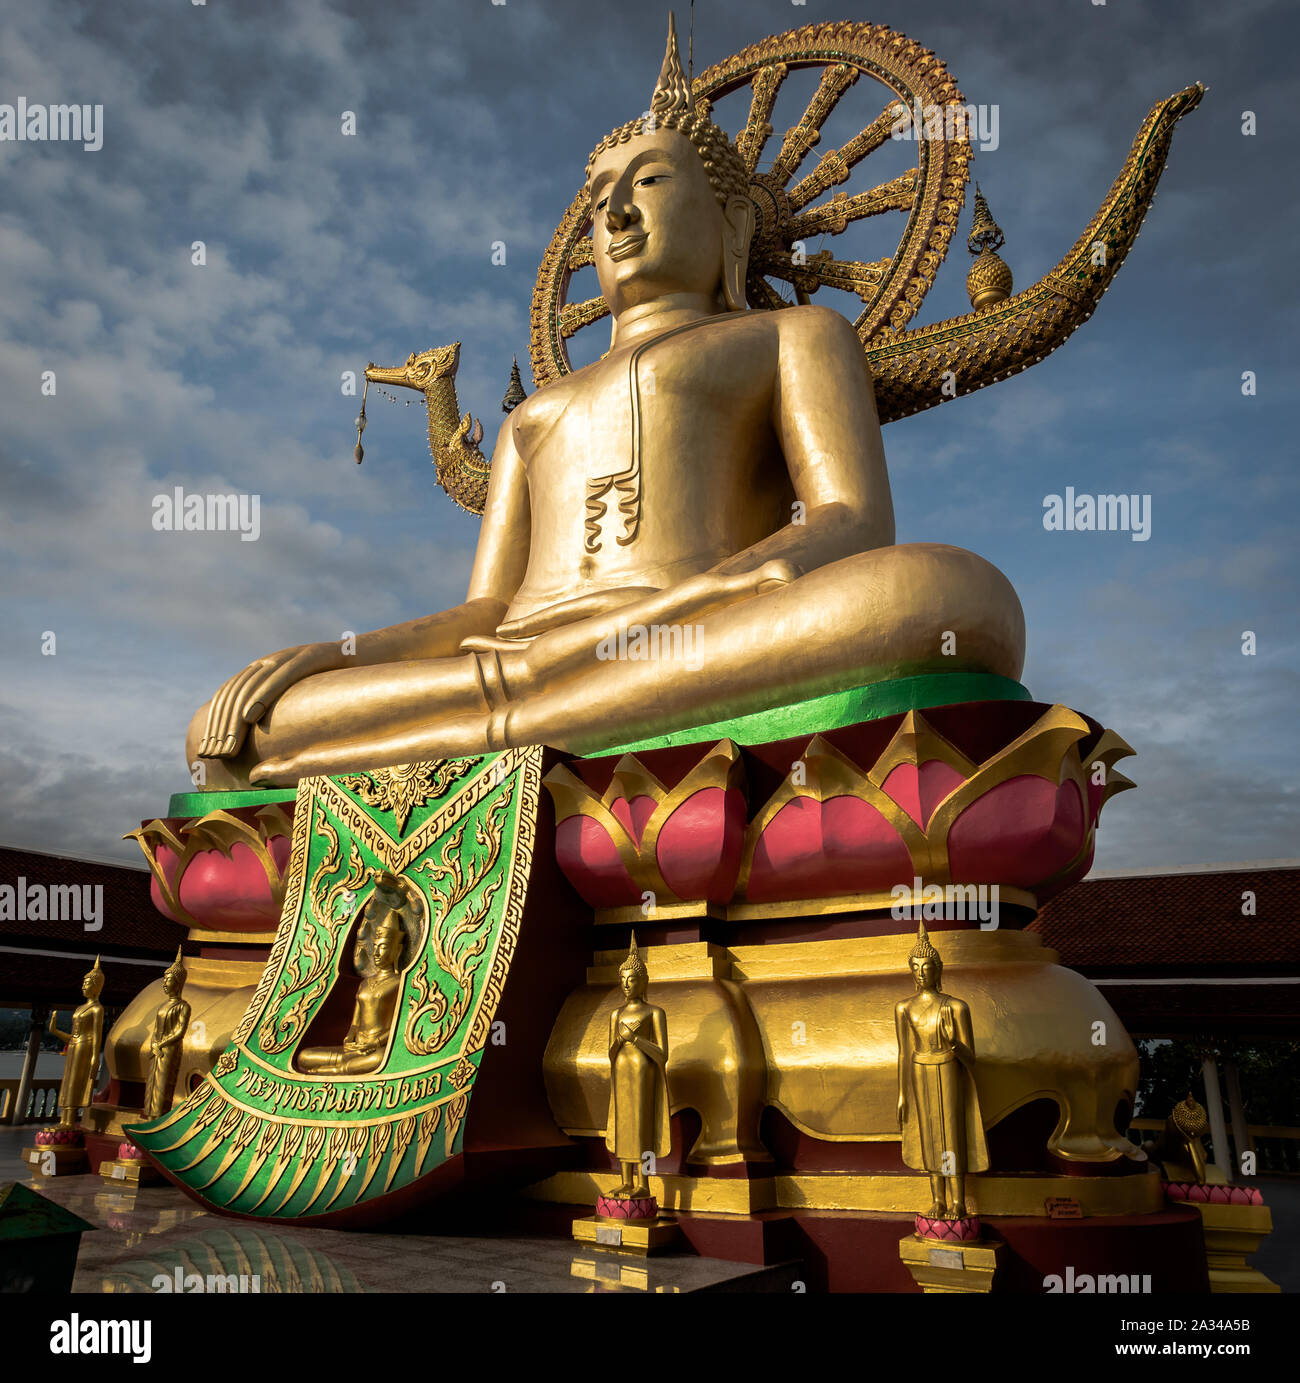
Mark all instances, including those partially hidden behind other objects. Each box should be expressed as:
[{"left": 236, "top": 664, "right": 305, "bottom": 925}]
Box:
[
  {"left": 186, "top": 18, "right": 1024, "bottom": 788},
  {"left": 297, "top": 907, "right": 406, "bottom": 1075},
  {"left": 895, "top": 922, "right": 989, "bottom": 1220}
]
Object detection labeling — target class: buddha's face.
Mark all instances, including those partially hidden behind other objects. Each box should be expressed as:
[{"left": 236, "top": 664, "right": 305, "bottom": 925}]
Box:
[
  {"left": 83, "top": 974, "right": 102, "bottom": 1000},
  {"left": 371, "top": 915, "right": 404, "bottom": 971},
  {"left": 619, "top": 966, "right": 646, "bottom": 1001},
  {"left": 587, "top": 129, "right": 728, "bottom": 313},
  {"left": 911, "top": 956, "right": 940, "bottom": 991}
]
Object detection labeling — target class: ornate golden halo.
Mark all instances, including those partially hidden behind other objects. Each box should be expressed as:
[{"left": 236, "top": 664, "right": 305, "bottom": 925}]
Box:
[{"left": 529, "top": 20, "right": 970, "bottom": 387}]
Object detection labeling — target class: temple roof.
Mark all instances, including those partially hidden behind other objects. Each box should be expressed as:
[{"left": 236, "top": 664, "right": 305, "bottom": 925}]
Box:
[
  {"left": 0, "top": 845, "right": 182, "bottom": 1006},
  {"left": 1031, "top": 864, "right": 1300, "bottom": 976}
]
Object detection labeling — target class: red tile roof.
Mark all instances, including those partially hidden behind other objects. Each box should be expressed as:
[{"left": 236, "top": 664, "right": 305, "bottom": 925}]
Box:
[
  {"left": 1032, "top": 867, "right": 1300, "bottom": 975},
  {"left": 0, "top": 846, "right": 181, "bottom": 958}
]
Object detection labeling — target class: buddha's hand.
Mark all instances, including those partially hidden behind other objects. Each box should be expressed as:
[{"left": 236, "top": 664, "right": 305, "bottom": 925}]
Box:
[
  {"left": 650, "top": 559, "right": 800, "bottom": 625},
  {"left": 198, "top": 642, "right": 346, "bottom": 758}
]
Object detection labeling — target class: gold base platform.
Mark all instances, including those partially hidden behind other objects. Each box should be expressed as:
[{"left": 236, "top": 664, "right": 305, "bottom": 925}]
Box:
[
  {"left": 898, "top": 1234, "right": 1002, "bottom": 1293},
  {"left": 100, "top": 1157, "right": 162, "bottom": 1186},
  {"left": 572, "top": 1214, "right": 682, "bottom": 1256},
  {"left": 23, "top": 1144, "right": 88, "bottom": 1177},
  {"left": 1193, "top": 1203, "right": 1279, "bottom": 1294}
]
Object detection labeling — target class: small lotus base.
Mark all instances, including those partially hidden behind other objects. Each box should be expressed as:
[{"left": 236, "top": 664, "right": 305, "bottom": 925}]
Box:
[{"left": 914, "top": 1213, "right": 981, "bottom": 1241}]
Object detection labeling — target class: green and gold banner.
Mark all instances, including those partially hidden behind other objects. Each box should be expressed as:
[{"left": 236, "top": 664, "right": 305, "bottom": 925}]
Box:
[{"left": 126, "top": 747, "right": 542, "bottom": 1220}]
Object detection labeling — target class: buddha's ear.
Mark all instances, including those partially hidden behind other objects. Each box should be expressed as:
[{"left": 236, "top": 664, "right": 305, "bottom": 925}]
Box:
[{"left": 721, "top": 194, "right": 755, "bottom": 312}]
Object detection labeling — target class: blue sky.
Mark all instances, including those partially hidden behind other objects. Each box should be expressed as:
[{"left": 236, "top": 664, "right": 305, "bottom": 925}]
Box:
[{"left": 1, "top": 0, "right": 1296, "bottom": 870}]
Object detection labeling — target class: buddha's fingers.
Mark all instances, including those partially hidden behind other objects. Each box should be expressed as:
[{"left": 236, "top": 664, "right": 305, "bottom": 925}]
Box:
[
  {"left": 209, "top": 664, "right": 266, "bottom": 757},
  {"left": 241, "top": 645, "right": 340, "bottom": 728},
  {"left": 202, "top": 666, "right": 251, "bottom": 755}
]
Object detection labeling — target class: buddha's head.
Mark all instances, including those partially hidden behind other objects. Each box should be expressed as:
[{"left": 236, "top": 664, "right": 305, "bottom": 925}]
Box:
[
  {"left": 585, "top": 14, "right": 753, "bottom": 316},
  {"left": 618, "top": 933, "right": 649, "bottom": 1001},
  {"left": 908, "top": 923, "right": 942, "bottom": 992},
  {"left": 83, "top": 956, "right": 105, "bottom": 1000},
  {"left": 162, "top": 947, "right": 186, "bottom": 996},
  {"left": 369, "top": 910, "right": 405, "bottom": 974}
]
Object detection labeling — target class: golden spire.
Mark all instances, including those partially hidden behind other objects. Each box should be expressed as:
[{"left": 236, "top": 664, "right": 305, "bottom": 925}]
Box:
[
  {"left": 965, "top": 184, "right": 1014, "bottom": 310},
  {"left": 501, "top": 356, "right": 527, "bottom": 414},
  {"left": 651, "top": 12, "right": 693, "bottom": 117}
]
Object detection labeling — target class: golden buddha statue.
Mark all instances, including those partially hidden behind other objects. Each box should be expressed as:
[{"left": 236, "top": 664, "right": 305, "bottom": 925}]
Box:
[
  {"left": 185, "top": 16, "right": 1024, "bottom": 788},
  {"left": 49, "top": 957, "right": 106, "bottom": 1130},
  {"left": 606, "top": 937, "right": 670, "bottom": 1198},
  {"left": 142, "top": 948, "right": 192, "bottom": 1120},
  {"left": 895, "top": 922, "right": 988, "bottom": 1219},
  {"left": 297, "top": 906, "right": 406, "bottom": 1075}
]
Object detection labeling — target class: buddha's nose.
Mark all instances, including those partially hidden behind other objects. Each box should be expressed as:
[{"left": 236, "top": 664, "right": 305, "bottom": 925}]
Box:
[{"left": 605, "top": 200, "right": 640, "bottom": 232}]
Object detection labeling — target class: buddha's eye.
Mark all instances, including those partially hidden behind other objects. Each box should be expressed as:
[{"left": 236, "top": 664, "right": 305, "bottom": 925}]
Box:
[
  {"left": 594, "top": 195, "right": 609, "bottom": 211},
  {"left": 636, "top": 175, "right": 667, "bottom": 187}
]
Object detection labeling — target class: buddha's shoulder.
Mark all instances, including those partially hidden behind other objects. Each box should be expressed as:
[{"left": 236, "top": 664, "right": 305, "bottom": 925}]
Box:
[{"left": 769, "top": 302, "right": 863, "bottom": 352}]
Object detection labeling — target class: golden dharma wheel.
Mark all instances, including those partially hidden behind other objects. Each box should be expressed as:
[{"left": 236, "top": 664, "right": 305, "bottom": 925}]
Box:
[{"left": 529, "top": 20, "right": 972, "bottom": 388}]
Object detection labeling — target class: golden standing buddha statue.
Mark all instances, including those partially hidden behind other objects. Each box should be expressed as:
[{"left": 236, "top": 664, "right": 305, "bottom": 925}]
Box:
[
  {"left": 184, "top": 16, "right": 1024, "bottom": 788},
  {"left": 895, "top": 922, "right": 988, "bottom": 1220},
  {"left": 49, "top": 957, "right": 106, "bottom": 1131},
  {"left": 606, "top": 937, "right": 670, "bottom": 1199},
  {"left": 142, "top": 948, "right": 192, "bottom": 1120},
  {"left": 297, "top": 907, "right": 406, "bottom": 1075}
]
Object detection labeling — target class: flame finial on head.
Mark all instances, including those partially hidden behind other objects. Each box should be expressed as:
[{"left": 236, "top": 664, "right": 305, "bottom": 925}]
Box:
[{"left": 651, "top": 12, "right": 694, "bottom": 118}]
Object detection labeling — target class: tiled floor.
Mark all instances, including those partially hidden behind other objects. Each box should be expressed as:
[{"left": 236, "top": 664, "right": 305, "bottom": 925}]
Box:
[{"left": 1, "top": 1129, "right": 798, "bottom": 1293}]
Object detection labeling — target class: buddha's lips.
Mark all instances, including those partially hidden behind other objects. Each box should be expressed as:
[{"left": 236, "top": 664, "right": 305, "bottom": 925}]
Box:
[{"left": 608, "top": 231, "right": 647, "bottom": 262}]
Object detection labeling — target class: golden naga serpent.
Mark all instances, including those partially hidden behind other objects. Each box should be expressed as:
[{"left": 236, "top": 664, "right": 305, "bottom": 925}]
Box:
[{"left": 362, "top": 19, "right": 1202, "bottom": 516}]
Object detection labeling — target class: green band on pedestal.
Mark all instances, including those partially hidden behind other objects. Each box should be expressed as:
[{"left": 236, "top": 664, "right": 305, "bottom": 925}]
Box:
[
  {"left": 586, "top": 673, "right": 1031, "bottom": 757},
  {"left": 165, "top": 786, "right": 297, "bottom": 818}
]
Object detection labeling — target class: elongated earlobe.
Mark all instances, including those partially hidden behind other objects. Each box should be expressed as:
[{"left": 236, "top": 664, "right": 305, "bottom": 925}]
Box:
[{"left": 722, "top": 195, "right": 755, "bottom": 312}]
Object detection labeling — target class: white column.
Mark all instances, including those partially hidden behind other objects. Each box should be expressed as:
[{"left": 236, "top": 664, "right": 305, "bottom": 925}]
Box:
[
  {"left": 1224, "top": 1061, "right": 1251, "bottom": 1178},
  {"left": 12, "top": 1005, "right": 47, "bottom": 1124},
  {"left": 1201, "top": 1053, "right": 1230, "bottom": 1172}
]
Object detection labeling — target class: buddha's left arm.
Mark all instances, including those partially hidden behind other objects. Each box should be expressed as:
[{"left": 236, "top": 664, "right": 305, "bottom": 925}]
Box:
[
  {"left": 713, "top": 304, "right": 896, "bottom": 575},
  {"left": 952, "top": 1000, "right": 977, "bottom": 1064}
]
